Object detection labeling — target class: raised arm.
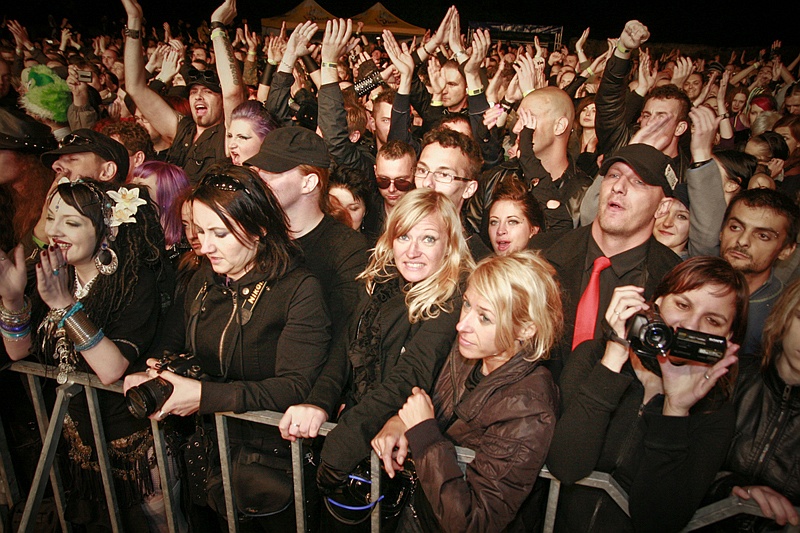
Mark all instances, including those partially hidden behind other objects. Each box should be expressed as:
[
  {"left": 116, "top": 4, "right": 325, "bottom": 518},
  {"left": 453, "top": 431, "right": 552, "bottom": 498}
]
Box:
[
  {"left": 209, "top": 0, "right": 246, "bottom": 129},
  {"left": 121, "top": 0, "right": 180, "bottom": 143}
]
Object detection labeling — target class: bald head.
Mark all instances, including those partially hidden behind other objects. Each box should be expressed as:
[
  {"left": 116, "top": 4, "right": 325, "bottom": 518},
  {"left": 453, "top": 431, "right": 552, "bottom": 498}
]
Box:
[{"left": 520, "top": 86, "right": 574, "bottom": 125}]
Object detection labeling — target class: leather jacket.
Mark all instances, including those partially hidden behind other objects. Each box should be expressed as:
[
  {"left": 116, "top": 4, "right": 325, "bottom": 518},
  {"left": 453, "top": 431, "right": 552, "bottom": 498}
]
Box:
[
  {"left": 706, "top": 361, "right": 800, "bottom": 521},
  {"left": 404, "top": 346, "right": 558, "bottom": 533}
]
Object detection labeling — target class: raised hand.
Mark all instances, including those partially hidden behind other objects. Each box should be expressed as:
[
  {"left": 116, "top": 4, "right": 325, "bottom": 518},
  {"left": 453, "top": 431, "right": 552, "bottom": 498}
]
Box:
[
  {"left": 120, "top": 0, "right": 144, "bottom": 21},
  {"left": 575, "top": 27, "right": 590, "bottom": 54},
  {"left": 427, "top": 56, "right": 445, "bottom": 96},
  {"left": 383, "top": 30, "right": 415, "bottom": 84},
  {"left": 618, "top": 20, "right": 650, "bottom": 52},
  {"left": 284, "top": 20, "right": 318, "bottom": 62},
  {"left": 211, "top": 0, "right": 237, "bottom": 27},
  {"left": 447, "top": 7, "right": 464, "bottom": 57},
  {"left": 0, "top": 245, "right": 27, "bottom": 307},
  {"left": 243, "top": 23, "right": 259, "bottom": 53},
  {"left": 670, "top": 56, "right": 694, "bottom": 88},
  {"left": 321, "top": 18, "right": 352, "bottom": 64},
  {"left": 463, "top": 28, "right": 490, "bottom": 75},
  {"left": 660, "top": 343, "right": 738, "bottom": 417},
  {"left": 36, "top": 246, "right": 75, "bottom": 311},
  {"left": 688, "top": 105, "right": 723, "bottom": 162}
]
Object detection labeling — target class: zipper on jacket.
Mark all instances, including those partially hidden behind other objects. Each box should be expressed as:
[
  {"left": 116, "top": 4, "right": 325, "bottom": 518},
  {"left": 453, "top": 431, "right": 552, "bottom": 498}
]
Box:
[
  {"left": 218, "top": 291, "right": 238, "bottom": 375},
  {"left": 753, "top": 383, "right": 792, "bottom": 478}
]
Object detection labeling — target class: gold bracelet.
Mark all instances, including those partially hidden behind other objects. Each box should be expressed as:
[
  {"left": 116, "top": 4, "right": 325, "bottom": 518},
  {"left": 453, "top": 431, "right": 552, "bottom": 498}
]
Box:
[{"left": 63, "top": 310, "right": 100, "bottom": 347}]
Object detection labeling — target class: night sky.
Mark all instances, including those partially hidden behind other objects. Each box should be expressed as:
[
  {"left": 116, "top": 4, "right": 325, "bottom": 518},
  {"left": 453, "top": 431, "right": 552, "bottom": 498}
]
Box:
[{"left": 4, "top": 0, "right": 797, "bottom": 52}]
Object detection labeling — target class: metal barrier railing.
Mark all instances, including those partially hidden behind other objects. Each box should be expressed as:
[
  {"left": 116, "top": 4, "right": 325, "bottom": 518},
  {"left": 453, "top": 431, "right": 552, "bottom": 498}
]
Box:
[{"left": 2, "top": 360, "right": 797, "bottom": 533}]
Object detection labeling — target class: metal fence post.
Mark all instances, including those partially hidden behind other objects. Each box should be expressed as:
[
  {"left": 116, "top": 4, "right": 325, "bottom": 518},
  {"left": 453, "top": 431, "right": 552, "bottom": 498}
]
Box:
[
  {"left": 291, "top": 439, "right": 307, "bottom": 533},
  {"left": 370, "top": 451, "right": 381, "bottom": 533},
  {"left": 17, "top": 382, "right": 80, "bottom": 533},
  {"left": 24, "top": 373, "right": 71, "bottom": 533},
  {"left": 150, "top": 419, "right": 179, "bottom": 533},
  {"left": 215, "top": 414, "right": 239, "bottom": 533},
  {"left": 85, "top": 385, "right": 122, "bottom": 533}
]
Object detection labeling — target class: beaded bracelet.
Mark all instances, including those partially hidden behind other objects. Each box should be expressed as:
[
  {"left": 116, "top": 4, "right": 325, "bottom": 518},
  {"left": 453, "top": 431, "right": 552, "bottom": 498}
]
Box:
[{"left": 58, "top": 301, "right": 84, "bottom": 329}]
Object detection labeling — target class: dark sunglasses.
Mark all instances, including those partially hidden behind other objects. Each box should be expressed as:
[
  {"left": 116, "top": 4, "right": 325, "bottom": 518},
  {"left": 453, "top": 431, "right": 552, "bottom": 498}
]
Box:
[
  {"left": 201, "top": 174, "right": 251, "bottom": 195},
  {"left": 61, "top": 133, "right": 94, "bottom": 147},
  {"left": 375, "top": 176, "right": 414, "bottom": 191},
  {"left": 187, "top": 68, "right": 219, "bottom": 84}
]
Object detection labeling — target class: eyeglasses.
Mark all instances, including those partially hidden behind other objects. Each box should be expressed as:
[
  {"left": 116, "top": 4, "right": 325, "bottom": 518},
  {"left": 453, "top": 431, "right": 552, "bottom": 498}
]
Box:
[
  {"left": 201, "top": 174, "right": 251, "bottom": 195},
  {"left": 413, "top": 167, "right": 470, "bottom": 184},
  {"left": 375, "top": 176, "right": 414, "bottom": 191}
]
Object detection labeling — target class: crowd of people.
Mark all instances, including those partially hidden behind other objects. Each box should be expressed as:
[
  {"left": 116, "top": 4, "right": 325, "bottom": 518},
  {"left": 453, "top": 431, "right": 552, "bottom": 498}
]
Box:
[{"left": 0, "top": 0, "right": 799, "bottom": 531}]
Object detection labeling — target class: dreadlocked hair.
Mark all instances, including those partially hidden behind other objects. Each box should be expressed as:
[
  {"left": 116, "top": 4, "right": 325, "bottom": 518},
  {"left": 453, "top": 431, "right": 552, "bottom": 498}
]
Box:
[{"left": 53, "top": 180, "right": 167, "bottom": 328}]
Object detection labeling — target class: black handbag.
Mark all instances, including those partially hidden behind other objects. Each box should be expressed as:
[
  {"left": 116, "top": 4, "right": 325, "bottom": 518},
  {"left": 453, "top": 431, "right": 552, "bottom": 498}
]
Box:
[
  {"left": 325, "top": 457, "right": 417, "bottom": 525},
  {"left": 206, "top": 444, "right": 295, "bottom": 518}
]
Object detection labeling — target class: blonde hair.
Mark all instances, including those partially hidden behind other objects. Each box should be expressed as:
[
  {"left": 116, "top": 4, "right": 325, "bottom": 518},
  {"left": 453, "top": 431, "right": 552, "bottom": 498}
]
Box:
[
  {"left": 761, "top": 277, "right": 800, "bottom": 371},
  {"left": 359, "top": 188, "right": 474, "bottom": 323},
  {"left": 468, "top": 250, "right": 563, "bottom": 362}
]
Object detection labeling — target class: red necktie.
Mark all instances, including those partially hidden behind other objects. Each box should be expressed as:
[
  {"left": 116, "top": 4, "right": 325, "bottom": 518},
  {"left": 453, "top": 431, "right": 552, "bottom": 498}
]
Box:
[{"left": 572, "top": 256, "right": 612, "bottom": 349}]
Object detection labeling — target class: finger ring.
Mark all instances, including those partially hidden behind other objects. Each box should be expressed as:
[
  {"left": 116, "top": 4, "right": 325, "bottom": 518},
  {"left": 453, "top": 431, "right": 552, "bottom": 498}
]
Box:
[
  {"left": 294, "top": 423, "right": 301, "bottom": 428},
  {"left": 747, "top": 488, "right": 751, "bottom": 495},
  {"left": 614, "top": 311, "right": 620, "bottom": 316},
  {"left": 52, "top": 269, "right": 59, "bottom": 276},
  {"left": 704, "top": 372, "right": 711, "bottom": 380},
  {"left": 0, "top": 256, "right": 6, "bottom": 261}
]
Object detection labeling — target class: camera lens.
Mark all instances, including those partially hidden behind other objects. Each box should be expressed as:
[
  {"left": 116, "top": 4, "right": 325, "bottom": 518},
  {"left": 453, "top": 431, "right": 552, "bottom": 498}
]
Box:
[
  {"left": 642, "top": 322, "right": 673, "bottom": 352},
  {"left": 125, "top": 377, "right": 174, "bottom": 419}
]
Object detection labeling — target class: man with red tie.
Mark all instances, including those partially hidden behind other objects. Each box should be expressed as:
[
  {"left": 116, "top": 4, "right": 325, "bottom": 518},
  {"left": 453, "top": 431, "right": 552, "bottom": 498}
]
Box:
[{"left": 531, "top": 144, "right": 682, "bottom": 381}]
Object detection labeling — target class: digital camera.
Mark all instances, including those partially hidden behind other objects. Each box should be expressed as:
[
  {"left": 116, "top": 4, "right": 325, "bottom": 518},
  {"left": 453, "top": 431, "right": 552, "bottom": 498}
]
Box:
[
  {"left": 125, "top": 352, "right": 207, "bottom": 419},
  {"left": 625, "top": 310, "right": 726, "bottom": 365}
]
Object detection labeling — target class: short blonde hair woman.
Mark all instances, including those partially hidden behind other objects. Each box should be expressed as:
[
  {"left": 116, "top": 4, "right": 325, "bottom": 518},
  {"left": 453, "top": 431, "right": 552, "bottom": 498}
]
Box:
[{"left": 372, "top": 250, "right": 563, "bottom": 532}]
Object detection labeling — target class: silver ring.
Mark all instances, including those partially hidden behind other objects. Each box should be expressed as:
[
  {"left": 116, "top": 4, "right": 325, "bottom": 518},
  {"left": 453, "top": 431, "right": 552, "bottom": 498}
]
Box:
[
  {"left": 614, "top": 311, "right": 620, "bottom": 316},
  {"left": 703, "top": 372, "right": 711, "bottom": 380},
  {"left": 158, "top": 410, "right": 168, "bottom": 418},
  {"left": 294, "top": 423, "right": 301, "bottom": 428},
  {"left": 52, "top": 269, "right": 59, "bottom": 276},
  {"left": 0, "top": 256, "right": 6, "bottom": 261}
]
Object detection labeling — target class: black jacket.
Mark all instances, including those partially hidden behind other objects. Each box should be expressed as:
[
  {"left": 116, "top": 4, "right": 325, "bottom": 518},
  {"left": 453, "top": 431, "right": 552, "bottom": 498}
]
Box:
[
  {"left": 705, "top": 360, "right": 800, "bottom": 530},
  {"left": 547, "top": 339, "right": 736, "bottom": 533}
]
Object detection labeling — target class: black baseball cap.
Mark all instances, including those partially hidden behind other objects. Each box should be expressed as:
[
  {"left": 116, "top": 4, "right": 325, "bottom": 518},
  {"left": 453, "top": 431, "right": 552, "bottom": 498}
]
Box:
[
  {"left": 245, "top": 127, "right": 331, "bottom": 173},
  {"left": 600, "top": 144, "right": 678, "bottom": 197},
  {"left": 41, "top": 128, "right": 130, "bottom": 181}
]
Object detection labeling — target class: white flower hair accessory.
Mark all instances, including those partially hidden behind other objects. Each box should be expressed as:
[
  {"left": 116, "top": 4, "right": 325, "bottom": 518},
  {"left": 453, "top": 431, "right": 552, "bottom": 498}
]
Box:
[{"left": 107, "top": 187, "right": 147, "bottom": 227}]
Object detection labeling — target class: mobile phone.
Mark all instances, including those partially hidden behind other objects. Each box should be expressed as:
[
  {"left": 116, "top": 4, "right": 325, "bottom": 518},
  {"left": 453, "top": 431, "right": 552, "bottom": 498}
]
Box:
[{"left": 77, "top": 70, "right": 92, "bottom": 83}]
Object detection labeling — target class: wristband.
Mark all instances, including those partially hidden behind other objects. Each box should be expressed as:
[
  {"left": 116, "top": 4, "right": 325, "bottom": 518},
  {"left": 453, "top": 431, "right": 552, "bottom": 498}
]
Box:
[
  {"left": 210, "top": 21, "right": 226, "bottom": 31},
  {"left": 586, "top": 66, "right": 594, "bottom": 76},
  {"left": 210, "top": 29, "right": 227, "bottom": 41},
  {"left": 615, "top": 41, "right": 631, "bottom": 55},
  {"left": 467, "top": 87, "right": 484, "bottom": 96},
  {"left": 690, "top": 159, "right": 713, "bottom": 169},
  {"left": 58, "top": 302, "right": 84, "bottom": 329},
  {"left": 321, "top": 61, "right": 338, "bottom": 69},
  {"left": 123, "top": 26, "right": 141, "bottom": 39},
  {"left": 522, "top": 88, "right": 535, "bottom": 98},
  {"left": 601, "top": 318, "right": 630, "bottom": 349},
  {"left": 280, "top": 59, "right": 295, "bottom": 71},
  {"left": 260, "top": 62, "right": 276, "bottom": 86},
  {"left": 247, "top": 50, "right": 257, "bottom": 57},
  {"left": 720, "top": 112, "right": 731, "bottom": 119},
  {"left": 301, "top": 55, "right": 320, "bottom": 74},
  {"left": 453, "top": 50, "right": 467, "bottom": 61}
]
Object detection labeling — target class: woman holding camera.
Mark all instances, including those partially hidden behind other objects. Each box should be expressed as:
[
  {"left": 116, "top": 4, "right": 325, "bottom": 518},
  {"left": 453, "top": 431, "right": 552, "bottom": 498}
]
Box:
[
  {"left": 0, "top": 179, "right": 171, "bottom": 529},
  {"left": 126, "top": 164, "right": 331, "bottom": 530},
  {"left": 547, "top": 256, "right": 749, "bottom": 532},
  {"left": 371, "top": 250, "right": 562, "bottom": 532}
]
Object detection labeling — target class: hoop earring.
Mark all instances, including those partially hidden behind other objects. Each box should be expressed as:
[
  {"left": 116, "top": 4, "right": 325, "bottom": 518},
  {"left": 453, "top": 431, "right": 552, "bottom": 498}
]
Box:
[{"left": 94, "top": 243, "right": 118, "bottom": 275}]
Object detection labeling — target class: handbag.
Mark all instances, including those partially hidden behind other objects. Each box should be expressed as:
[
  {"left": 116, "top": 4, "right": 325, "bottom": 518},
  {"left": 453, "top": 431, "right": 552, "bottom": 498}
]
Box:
[
  {"left": 206, "top": 444, "right": 295, "bottom": 518},
  {"left": 325, "top": 457, "right": 417, "bottom": 525}
]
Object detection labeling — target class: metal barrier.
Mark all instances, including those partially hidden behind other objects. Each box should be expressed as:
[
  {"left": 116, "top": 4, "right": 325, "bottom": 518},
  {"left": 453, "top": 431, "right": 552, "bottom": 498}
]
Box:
[{"left": 2, "top": 360, "right": 798, "bottom": 533}]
